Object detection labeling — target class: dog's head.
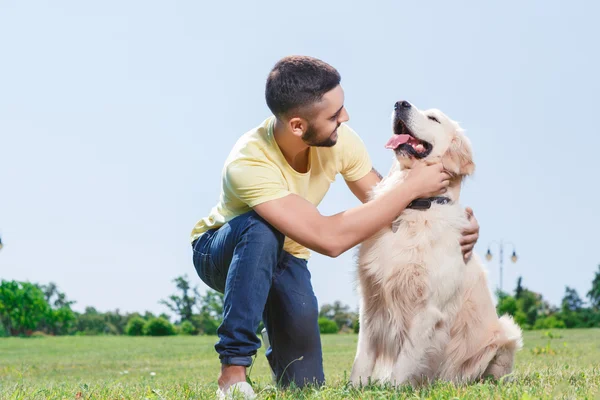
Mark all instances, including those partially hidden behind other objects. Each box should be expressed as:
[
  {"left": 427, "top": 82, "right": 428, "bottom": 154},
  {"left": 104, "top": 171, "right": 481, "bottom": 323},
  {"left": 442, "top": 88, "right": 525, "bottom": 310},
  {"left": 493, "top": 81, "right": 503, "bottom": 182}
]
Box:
[{"left": 386, "top": 100, "right": 475, "bottom": 177}]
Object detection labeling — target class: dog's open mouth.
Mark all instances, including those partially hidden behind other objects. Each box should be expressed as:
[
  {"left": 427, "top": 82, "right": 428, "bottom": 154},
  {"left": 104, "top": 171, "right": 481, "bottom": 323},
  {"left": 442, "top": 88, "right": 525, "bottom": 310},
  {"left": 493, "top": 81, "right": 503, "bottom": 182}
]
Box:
[{"left": 385, "top": 119, "right": 432, "bottom": 159}]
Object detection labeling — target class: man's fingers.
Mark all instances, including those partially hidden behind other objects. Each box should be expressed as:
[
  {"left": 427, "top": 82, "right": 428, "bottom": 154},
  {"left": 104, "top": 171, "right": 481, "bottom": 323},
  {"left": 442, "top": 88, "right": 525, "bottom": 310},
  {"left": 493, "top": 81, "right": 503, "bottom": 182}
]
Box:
[
  {"left": 462, "top": 216, "right": 479, "bottom": 235},
  {"left": 461, "top": 207, "right": 478, "bottom": 261},
  {"left": 459, "top": 233, "right": 479, "bottom": 245},
  {"left": 461, "top": 244, "right": 475, "bottom": 253},
  {"left": 461, "top": 223, "right": 479, "bottom": 235}
]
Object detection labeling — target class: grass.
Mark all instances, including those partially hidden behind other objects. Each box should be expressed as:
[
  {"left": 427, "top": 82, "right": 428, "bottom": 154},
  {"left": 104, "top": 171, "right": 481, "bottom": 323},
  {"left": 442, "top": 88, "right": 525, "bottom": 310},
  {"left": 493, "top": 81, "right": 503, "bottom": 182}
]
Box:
[{"left": 0, "top": 329, "right": 599, "bottom": 399}]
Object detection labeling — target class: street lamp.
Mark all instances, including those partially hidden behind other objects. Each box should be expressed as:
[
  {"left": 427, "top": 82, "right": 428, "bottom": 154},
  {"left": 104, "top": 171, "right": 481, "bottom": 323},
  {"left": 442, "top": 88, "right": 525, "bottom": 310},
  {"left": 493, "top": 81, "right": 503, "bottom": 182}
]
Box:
[
  {"left": 0, "top": 236, "right": 3, "bottom": 251},
  {"left": 485, "top": 240, "right": 518, "bottom": 291}
]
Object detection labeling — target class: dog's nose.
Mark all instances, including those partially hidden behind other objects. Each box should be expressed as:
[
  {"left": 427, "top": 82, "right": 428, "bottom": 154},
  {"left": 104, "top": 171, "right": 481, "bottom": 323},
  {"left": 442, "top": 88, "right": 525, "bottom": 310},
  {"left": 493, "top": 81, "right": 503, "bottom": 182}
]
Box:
[{"left": 394, "top": 101, "right": 412, "bottom": 110}]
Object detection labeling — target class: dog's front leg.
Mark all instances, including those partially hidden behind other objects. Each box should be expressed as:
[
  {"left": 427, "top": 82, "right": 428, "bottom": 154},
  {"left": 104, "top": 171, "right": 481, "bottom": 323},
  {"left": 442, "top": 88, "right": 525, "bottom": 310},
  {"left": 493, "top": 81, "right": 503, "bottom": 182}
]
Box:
[
  {"left": 390, "top": 307, "right": 446, "bottom": 386},
  {"left": 350, "top": 309, "right": 377, "bottom": 386}
]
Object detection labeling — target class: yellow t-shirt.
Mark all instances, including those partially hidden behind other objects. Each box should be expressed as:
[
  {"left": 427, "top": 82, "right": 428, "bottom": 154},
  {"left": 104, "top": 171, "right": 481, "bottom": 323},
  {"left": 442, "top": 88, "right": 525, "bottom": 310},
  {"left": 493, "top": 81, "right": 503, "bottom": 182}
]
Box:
[{"left": 190, "top": 116, "right": 372, "bottom": 259}]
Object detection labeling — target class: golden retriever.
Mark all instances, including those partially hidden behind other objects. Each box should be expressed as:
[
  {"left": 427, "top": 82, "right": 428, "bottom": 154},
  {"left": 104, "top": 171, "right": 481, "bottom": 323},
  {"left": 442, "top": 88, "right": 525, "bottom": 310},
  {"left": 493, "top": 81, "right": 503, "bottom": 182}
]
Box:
[{"left": 350, "top": 100, "right": 523, "bottom": 387}]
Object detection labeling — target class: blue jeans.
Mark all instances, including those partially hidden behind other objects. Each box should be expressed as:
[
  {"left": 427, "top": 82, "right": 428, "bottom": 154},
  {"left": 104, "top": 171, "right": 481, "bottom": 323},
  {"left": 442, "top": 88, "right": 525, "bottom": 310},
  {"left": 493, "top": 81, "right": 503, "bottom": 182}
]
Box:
[{"left": 192, "top": 210, "right": 324, "bottom": 388}]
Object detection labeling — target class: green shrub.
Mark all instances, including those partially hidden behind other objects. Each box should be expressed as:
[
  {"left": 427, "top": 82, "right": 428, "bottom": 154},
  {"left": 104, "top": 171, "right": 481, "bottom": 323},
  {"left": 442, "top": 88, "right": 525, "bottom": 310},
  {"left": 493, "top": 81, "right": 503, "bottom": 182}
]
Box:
[
  {"left": 125, "top": 317, "right": 146, "bottom": 336},
  {"left": 497, "top": 295, "right": 518, "bottom": 316},
  {"left": 533, "top": 315, "right": 566, "bottom": 330},
  {"left": 318, "top": 318, "right": 338, "bottom": 334},
  {"left": 514, "top": 311, "right": 529, "bottom": 328},
  {"left": 192, "top": 314, "right": 220, "bottom": 335},
  {"left": 143, "top": 317, "right": 175, "bottom": 336},
  {"left": 179, "top": 320, "right": 197, "bottom": 335}
]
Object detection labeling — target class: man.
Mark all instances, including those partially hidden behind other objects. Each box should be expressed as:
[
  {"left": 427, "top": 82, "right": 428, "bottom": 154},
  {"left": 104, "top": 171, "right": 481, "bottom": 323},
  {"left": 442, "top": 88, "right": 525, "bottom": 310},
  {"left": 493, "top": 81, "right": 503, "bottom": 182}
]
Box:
[{"left": 191, "top": 55, "right": 479, "bottom": 398}]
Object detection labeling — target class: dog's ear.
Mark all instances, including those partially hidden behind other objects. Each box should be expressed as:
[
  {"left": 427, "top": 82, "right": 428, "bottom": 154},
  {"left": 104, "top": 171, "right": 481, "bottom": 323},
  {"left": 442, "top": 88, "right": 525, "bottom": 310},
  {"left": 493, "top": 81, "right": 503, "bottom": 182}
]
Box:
[{"left": 442, "top": 130, "right": 475, "bottom": 176}]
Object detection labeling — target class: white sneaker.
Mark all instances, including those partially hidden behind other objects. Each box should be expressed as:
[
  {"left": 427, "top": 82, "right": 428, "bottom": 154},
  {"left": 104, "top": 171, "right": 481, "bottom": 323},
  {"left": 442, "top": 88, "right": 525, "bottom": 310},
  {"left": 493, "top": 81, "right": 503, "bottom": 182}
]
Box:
[{"left": 216, "top": 382, "right": 257, "bottom": 399}]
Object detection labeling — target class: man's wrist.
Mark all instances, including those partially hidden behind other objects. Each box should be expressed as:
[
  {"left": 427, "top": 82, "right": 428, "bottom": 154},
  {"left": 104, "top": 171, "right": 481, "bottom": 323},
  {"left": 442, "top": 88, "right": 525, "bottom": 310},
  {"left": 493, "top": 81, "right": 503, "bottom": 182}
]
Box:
[{"left": 398, "top": 180, "right": 419, "bottom": 202}]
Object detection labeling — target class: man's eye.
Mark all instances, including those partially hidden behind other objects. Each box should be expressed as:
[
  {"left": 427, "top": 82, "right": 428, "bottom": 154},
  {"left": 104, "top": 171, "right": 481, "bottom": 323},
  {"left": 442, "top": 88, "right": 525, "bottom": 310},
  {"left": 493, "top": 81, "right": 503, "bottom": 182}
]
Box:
[{"left": 428, "top": 116, "right": 440, "bottom": 123}]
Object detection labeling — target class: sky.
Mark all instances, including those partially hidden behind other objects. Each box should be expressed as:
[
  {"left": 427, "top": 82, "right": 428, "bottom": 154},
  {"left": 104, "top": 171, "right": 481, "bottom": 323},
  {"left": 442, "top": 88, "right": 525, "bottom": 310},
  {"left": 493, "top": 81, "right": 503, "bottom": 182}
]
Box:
[{"left": 1, "top": 0, "right": 599, "bottom": 316}]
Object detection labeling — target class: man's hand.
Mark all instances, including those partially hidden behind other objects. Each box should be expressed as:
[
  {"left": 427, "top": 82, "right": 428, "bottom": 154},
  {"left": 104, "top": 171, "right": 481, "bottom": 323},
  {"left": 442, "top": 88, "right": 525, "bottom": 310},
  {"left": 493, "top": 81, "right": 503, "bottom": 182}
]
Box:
[{"left": 460, "top": 207, "right": 479, "bottom": 262}]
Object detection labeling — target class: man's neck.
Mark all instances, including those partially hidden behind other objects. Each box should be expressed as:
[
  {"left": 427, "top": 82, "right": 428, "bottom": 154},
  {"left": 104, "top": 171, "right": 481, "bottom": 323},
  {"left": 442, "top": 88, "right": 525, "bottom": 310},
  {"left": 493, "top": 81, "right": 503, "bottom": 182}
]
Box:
[{"left": 273, "top": 118, "right": 311, "bottom": 173}]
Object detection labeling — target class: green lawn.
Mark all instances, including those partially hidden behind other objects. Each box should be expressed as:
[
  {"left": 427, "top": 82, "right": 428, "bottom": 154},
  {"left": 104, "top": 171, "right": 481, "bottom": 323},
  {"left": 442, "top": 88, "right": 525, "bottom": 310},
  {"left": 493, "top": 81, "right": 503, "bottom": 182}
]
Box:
[{"left": 1, "top": 329, "right": 599, "bottom": 399}]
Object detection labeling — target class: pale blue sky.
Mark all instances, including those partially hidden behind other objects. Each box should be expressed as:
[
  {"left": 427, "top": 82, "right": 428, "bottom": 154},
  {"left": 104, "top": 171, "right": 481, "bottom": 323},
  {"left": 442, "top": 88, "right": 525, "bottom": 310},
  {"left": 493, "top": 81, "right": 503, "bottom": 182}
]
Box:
[{"left": 1, "top": 1, "right": 598, "bottom": 315}]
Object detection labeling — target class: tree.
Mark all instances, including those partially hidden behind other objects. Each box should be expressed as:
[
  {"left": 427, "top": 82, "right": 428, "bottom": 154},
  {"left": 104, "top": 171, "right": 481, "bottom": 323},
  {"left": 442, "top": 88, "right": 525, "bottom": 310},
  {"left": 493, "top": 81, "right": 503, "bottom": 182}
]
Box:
[
  {"left": 74, "top": 307, "right": 109, "bottom": 335},
  {"left": 159, "top": 275, "right": 200, "bottom": 323},
  {"left": 38, "top": 282, "right": 75, "bottom": 309},
  {"left": 36, "top": 282, "right": 76, "bottom": 335},
  {"left": 199, "top": 290, "right": 224, "bottom": 319},
  {"left": 0, "top": 280, "right": 50, "bottom": 336},
  {"left": 559, "top": 287, "right": 580, "bottom": 328},
  {"left": 319, "top": 301, "right": 356, "bottom": 330},
  {"left": 515, "top": 277, "right": 524, "bottom": 300},
  {"left": 496, "top": 290, "right": 518, "bottom": 316},
  {"left": 517, "top": 289, "right": 542, "bottom": 327},
  {"left": 587, "top": 264, "right": 600, "bottom": 309},
  {"left": 192, "top": 290, "right": 224, "bottom": 335},
  {"left": 562, "top": 287, "right": 584, "bottom": 312},
  {"left": 44, "top": 306, "right": 77, "bottom": 336}
]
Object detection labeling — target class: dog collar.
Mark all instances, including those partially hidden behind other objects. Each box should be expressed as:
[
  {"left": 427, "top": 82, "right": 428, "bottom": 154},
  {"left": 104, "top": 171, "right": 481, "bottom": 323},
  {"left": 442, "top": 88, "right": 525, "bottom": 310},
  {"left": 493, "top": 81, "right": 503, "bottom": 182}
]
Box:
[{"left": 406, "top": 196, "right": 452, "bottom": 210}]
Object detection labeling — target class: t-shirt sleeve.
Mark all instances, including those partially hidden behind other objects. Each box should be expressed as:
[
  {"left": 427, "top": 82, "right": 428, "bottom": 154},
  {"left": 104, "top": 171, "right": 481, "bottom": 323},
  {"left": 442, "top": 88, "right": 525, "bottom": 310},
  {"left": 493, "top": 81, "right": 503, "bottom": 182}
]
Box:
[
  {"left": 338, "top": 124, "right": 373, "bottom": 182},
  {"left": 224, "top": 159, "right": 291, "bottom": 208}
]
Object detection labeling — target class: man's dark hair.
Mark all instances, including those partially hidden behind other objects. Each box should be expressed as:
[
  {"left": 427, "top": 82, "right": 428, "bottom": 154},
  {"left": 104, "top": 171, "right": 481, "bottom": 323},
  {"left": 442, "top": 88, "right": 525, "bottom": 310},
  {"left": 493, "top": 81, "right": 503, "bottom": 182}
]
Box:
[{"left": 265, "top": 55, "right": 341, "bottom": 118}]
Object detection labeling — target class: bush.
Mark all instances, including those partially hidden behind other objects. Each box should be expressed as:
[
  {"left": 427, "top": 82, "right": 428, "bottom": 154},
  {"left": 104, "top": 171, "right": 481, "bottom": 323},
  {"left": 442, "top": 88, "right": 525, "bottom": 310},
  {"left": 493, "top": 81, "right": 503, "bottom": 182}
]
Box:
[
  {"left": 143, "top": 317, "right": 176, "bottom": 336},
  {"left": 125, "top": 317, "right": 146, "bottom": 336},
  {"left": 179, "top": 320, "right": 197, "bottom": 335},
  {"left": 318, "top": 318, "right": 338, "bottom": 334},
  {"left": 353, "top": 318, "right": 360, "bottom": 334},
  {"left": 533, "top": 315, "right": 566, "bottom": 330},
  {"left": 192, "top": 314, "right": 220, "bottom": 335},
  {"left": 497, "top": 296, "right": 518, "bottom": 317},
  {"left": 514, "top": 311, "right": 529, "bottom": 328}
]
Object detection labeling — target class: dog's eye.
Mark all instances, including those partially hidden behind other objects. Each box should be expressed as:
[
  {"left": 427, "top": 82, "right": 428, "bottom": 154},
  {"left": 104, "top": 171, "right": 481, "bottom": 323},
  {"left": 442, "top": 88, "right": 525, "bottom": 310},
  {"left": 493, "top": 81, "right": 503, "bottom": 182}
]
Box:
[{"left": 428, "top": 115, "right": 440, "bottom": 124}]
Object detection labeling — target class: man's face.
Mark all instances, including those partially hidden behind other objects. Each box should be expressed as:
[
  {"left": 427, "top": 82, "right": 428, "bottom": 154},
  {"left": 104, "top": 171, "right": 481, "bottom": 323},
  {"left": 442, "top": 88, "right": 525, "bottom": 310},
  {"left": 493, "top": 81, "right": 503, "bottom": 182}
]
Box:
[{"left": 302, "top": 85, "right": 349, "bottom": 147}]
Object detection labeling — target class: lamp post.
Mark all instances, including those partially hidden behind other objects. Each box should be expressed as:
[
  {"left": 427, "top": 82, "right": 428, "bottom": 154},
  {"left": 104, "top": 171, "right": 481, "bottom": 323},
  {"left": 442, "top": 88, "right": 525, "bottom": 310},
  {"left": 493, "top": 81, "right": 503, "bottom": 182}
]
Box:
[
  {"left": 485, "top": 240, "right": 518, "bottom": 292},
  {"left": 0, "top": 236, "right": 3, "bottom": 252}
]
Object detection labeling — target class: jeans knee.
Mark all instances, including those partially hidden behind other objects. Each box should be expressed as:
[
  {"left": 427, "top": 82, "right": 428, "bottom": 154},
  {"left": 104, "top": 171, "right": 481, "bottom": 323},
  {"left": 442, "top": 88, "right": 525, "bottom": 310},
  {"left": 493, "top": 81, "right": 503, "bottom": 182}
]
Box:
[{"left": 290, "top": 299, "right": 320, "bottom": 345}]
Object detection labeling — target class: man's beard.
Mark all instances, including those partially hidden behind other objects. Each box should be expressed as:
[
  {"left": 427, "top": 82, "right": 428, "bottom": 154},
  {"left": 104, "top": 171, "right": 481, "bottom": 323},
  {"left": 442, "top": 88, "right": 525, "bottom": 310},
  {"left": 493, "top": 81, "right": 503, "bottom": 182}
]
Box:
[{"left": 302, "top": 123, "right": 339, "bottom": 147}]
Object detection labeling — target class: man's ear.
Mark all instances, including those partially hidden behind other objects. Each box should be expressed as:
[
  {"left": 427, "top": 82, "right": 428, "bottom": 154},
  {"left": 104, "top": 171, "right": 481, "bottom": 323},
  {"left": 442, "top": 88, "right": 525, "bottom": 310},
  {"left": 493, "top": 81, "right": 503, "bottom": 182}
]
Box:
[
  {"left": 288, "top": 117, "right": 308, "bottom": 139},
  {"left": 442, "top": 132, "right": 475, "bottom": 176}
]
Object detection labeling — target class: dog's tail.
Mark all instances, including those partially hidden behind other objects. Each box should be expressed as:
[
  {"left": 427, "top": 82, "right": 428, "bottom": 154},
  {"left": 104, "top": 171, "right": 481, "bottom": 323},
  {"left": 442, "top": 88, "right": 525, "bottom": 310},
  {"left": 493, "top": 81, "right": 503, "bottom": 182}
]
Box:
[
  {"left": 498, "top": 314, "right": 523, "bottom": 352},
  {"left": 483, "top": 315, "right": 523, "bottom": 380}
]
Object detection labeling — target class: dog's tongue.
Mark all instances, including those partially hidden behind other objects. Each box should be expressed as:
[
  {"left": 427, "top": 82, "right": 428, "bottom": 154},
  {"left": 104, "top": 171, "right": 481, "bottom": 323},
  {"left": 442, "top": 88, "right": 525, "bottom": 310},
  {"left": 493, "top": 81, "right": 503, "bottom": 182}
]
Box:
[{"left": 385, "top": 134, "right": 411, "bottom": 149}]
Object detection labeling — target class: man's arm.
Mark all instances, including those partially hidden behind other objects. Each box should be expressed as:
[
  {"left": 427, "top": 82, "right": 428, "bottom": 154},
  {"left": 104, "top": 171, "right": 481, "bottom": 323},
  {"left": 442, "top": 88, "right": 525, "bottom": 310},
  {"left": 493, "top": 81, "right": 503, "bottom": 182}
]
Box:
[
  {"left": 254, "top": 163, "right": 450, "bottom": 258},
  {"left": 254, "top": 187, "right": 414, "bottom": 258},
  {"left": 345, "top": 167, "right": 383, "bottom": 204}
]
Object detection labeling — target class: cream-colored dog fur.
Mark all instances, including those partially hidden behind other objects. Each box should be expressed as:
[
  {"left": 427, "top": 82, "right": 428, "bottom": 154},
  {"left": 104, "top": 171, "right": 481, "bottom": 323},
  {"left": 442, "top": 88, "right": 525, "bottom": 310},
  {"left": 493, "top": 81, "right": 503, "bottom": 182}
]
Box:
[{"left": 350, "top": 102, "right": 523, "bottom": 387}]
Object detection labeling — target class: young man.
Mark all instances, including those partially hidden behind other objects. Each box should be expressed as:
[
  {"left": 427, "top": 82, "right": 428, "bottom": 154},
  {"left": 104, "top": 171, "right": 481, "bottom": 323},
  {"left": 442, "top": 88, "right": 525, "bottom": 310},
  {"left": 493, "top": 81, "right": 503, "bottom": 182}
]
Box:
[{"left": 191, "top": 55, "right": 479, "bottom": 398}]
